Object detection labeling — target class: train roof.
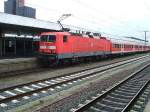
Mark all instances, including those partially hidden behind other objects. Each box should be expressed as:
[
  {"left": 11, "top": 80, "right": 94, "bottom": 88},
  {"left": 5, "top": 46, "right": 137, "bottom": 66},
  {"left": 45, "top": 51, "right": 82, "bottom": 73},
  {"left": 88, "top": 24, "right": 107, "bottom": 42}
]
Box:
[
  {"left": 40, "top": 32, "right": 150, "bottom": 46},
  {"left": 110, "top": 37, "right": 150, "bottom": 46},
  {"left": 41, "top": 31, "right": 109, "bottom": 40},
  {"left": 41, "top": 32, "right": 71, "bottom": 35}
]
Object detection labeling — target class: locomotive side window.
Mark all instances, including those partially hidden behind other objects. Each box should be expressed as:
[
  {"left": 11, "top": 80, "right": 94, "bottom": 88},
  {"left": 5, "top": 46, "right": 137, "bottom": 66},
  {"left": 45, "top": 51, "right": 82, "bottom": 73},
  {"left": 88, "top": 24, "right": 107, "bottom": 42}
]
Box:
[
  {"left": 63, "top": 35, "right": 68, "bottom": 42},
  {"left": 48, "top": 35, "right": 56, "bottom": 42},
  {"left": 41, "top": 35, "right": 48, "bottom": 42}
]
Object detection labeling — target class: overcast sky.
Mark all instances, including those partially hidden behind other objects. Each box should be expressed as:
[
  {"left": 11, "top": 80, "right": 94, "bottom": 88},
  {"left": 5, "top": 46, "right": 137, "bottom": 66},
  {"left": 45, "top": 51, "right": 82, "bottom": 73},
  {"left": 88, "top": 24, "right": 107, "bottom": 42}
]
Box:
[{"left": 0, "top": 0, "right": 150, "bottom": 40}]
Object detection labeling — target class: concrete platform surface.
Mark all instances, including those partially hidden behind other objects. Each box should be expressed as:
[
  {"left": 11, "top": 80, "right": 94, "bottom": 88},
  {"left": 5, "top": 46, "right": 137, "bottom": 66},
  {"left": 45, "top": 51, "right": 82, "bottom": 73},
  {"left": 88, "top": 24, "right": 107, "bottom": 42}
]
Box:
[
  {"left": 0, "top": 57, "right": 36, "bottom": 64},
  {"left": 0, "top": 57, "right": 38, "bottom": 73}
]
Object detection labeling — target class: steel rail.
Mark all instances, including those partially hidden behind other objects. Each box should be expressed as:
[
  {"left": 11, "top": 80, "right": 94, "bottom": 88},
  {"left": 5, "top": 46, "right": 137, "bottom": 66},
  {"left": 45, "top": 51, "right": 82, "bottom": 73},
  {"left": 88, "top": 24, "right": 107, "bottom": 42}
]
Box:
[
  {"left": 0, "top": 55, "right": 149, "bottom": 107},
  {"left": 0, "top": 54, "right": 148, "bottom": 92},
  {"left": 72, "top": 63, "right": 150, "bottom": 112}
]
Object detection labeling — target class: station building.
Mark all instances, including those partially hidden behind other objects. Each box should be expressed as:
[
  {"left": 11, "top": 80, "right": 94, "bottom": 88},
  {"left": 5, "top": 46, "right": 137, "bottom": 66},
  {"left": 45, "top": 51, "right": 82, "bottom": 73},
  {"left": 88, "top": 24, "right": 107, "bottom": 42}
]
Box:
[
  {"left": 0, "top": 12, "right": 60, "bottom": 58},
  {"left": 0, "top": 0, "right": 38, "bottom": 58},
  {"left": 0, "top": 34, "right": 39, "bottom": 58},
  {"left": 4, "top": 0, "right": 36, "bottom": 18}
]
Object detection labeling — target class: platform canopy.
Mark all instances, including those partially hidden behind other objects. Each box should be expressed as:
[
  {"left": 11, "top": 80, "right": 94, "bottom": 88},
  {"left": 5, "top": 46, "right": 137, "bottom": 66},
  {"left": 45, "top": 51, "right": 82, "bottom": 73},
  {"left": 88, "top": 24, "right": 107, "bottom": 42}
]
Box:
[{"left": 0, "top": 12, "right": 61, "bottom": 35}]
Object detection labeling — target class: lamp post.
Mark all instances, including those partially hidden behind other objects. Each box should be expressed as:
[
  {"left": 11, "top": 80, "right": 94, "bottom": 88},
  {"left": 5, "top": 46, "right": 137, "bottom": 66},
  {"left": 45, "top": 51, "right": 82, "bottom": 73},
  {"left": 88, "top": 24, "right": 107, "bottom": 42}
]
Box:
[{"left": 143, "top": 31, "right": 148, "bottom": 45}]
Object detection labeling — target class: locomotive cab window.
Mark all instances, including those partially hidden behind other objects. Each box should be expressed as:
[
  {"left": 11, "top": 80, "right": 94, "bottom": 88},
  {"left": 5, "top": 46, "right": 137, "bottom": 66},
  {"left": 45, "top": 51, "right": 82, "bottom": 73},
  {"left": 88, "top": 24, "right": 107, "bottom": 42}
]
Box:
[
  {"left": 41, "top": 35, "right": 56, "bottom": 42},
  {"left": 63, "top": 35, "right": 68, "bottom": 42},
  {"left": 41, "top": 35, "right": 48, "bottom": 42},
  {"left": 48, "top": 35, "right": 56, "bottom": 42}
]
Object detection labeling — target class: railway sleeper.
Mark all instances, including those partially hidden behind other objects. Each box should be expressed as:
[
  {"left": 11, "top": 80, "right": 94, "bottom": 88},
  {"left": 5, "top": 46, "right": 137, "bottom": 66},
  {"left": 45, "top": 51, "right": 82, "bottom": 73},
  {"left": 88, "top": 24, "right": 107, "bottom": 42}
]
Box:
[
  {"left": 102, "top": 98, "right": 126, "bottom": 106},
  {"left": 131, "top": 105, "right": 143, "bottom": 112},
  {"left": 89, "top": 106, "right": 103, "bottom": 112},
  {"left": 100, "top": 99, "right": 126, "bottom": 108},
  {"left": 94, "top": 102, "right": 122, "bottom": 112},
  {"left": 127, "top": 86, "right": 150, "bottom": 112},
  {"left": 110, "top": 92, "right": 133, "bottom": 99},
  {"left": 129, "top": 110, "right": 139, "bottom": 112},
  {"left": 106, "top": 95, "right": 130, "bottom": 103},
  {"left": 136, "top": 101, "right": 144, "bottom": 106},
  {"left": 119, "top": 86, "right": 140, "bottom": 91},
  {"left": 122, "top": 84, "right": 144, "bottom": 88},
  {"left": 114, "top": 89, "right": 136, "bottom": 95},
  {"left": 117, "top": 87, "right": 138, "bottom": 93}
]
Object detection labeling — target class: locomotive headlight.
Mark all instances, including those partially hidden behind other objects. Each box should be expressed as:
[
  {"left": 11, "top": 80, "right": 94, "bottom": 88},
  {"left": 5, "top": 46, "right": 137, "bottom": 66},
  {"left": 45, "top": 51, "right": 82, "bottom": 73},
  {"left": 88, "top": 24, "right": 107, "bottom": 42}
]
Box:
[
  {"left": 48, "top": 46, "right": 56, "bottom": 49},
  {"left": 40, "top": 46, "right": 46, "bottom": 49}
]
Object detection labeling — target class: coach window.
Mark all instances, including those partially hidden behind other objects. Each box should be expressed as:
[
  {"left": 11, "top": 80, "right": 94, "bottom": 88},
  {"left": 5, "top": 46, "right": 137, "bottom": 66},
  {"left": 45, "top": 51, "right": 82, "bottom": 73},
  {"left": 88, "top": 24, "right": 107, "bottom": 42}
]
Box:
[
  {"left": 63, "top": 35, "right": 68, "bottom": 42},
  {"left": 113, "top": 44, "right": 115, "bottom": 48},
  {"left": 117, "top": 44, "right": 119, "bottom": 48},
  {"left": 119, "top": 44, "right": 121, "bottom": 48}
]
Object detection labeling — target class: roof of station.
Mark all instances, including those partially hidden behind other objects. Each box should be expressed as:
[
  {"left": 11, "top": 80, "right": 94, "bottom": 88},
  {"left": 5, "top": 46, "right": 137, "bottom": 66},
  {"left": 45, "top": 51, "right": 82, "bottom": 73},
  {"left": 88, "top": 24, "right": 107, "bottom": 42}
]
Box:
[{"left": 0, "top": 12, "right": 61, "bottom": 35}]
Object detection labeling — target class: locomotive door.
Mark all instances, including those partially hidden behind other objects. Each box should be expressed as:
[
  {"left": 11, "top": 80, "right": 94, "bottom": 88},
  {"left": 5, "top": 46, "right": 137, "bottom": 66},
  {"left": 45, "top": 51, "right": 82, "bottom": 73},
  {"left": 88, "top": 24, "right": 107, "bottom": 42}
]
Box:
[{"left": 62, "top": 35, "right": 73, "bottom": 58}]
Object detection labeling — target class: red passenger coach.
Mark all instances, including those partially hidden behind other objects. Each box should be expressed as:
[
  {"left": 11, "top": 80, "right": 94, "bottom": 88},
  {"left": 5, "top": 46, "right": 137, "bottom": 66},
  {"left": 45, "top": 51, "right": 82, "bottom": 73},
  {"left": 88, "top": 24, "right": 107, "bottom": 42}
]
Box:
[
  {"left": 111, "top": 38, "right": 150, "bottom": 54},
  {"left": 39, "top": 32, "right": 111, "bottom": 63}
]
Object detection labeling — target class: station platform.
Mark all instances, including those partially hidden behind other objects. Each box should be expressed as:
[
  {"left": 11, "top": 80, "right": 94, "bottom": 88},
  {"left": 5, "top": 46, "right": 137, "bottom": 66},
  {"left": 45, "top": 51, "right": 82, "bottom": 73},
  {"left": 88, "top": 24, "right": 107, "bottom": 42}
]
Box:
[
  {"left": 0, "top": 57, "right": 38, "bottom": 74},
  {"left": 0, "top": 57, "right": 36, "bottom": 63}
]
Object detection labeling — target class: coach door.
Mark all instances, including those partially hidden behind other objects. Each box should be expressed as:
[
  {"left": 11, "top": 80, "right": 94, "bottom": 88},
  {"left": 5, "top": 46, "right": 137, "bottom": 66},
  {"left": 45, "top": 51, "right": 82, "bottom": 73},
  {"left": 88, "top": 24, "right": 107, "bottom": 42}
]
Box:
[{"left": 121, "top": 44, "right": 124, "bottom": 53}]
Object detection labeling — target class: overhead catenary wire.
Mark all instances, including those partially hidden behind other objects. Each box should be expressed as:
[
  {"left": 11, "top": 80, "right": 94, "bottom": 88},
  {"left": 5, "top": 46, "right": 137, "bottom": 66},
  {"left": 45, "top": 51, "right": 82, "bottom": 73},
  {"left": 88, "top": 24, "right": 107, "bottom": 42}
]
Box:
[
  {"left": 25, "top": 1, "right": 148, "bottom": 40},
  {"left": 73, "top": 15, "right": 130, "bottom": 34},
  {"left": 27, "top": 2, "right": 123, "bottom": 35},
  {"left": 26, "top": 1, "right": 126, "bottom": 27},
  {"left": 71, "top": 0, "right": 126, "bottom": 24},
  {"left": 70, "top": 0, "right": 148, "bottom": 35},
  {"left": 72, "top": 15, "right": 145, "bottom": 39}
]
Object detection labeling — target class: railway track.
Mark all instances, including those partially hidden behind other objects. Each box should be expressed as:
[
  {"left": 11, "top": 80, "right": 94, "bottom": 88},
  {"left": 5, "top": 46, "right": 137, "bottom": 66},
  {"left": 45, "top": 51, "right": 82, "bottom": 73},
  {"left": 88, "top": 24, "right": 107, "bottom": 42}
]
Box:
[
  {"left": 70, "top": 63, "right": 150, "bottom": 112},
  {"left": 0, "top": 55, "right": 149, "bottom": 111}
]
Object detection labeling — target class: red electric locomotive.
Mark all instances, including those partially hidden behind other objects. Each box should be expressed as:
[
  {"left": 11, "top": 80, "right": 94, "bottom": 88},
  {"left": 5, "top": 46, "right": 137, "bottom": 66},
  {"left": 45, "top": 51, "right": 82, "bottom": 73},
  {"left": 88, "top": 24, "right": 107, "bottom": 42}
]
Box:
[{"left": 39, "top": 31, "right": 112, "bottom": 63}]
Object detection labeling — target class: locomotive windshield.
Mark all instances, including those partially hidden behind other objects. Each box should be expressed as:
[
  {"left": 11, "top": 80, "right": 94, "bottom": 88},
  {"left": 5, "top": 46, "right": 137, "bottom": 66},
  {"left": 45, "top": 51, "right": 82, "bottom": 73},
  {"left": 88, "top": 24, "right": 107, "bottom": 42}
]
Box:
[
  {"left": 48, "top": 35, "right": 56, "bottom": 42},
  {"left": 41, "top": 35, "right": 48, "bottom": 42},
  {"left": 41, "top": 35, "right": 56, "bottom": 42}
]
